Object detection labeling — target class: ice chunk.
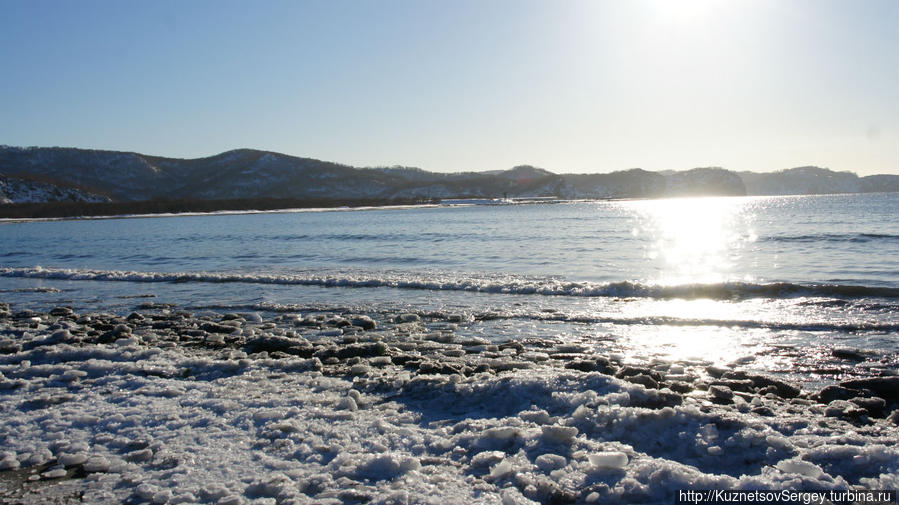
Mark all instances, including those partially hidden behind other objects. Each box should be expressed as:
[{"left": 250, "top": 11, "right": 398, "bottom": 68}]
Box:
[
  {"left": 83, "top": 456, "right": 110, "bottom": 473},
  {"left": 588, "top": 451, "right": 628, "bottom": 469},
  {"left": 489, "top": 459, "right": 514, "bottom": 480},
  {"left": 535, "top": 454, "right": 567, "bottom": 472},
  {"left": 41, "top": 467, "right": 68, "bottom": 479},
  {"left": 58, "top": 452, "right": 88, "bottom": 467},
  {"left": 501, "top": 487, "right": 540, "bottom": 505},
  {"left": 540, "top": 425, "right": 578, "bottom": 444},
  {"left": 470, "top": 451, "right": 505, "bottom": 468},
  {"left": 337, "top": 397, "right": 358, "bottom": 411},
  {"left": 0, "top": 451, "right": 19, "bottom": 470},
  {"left": 776, "top": 459, "right": 825, "bottom": 479},
  {"left": 352, "top": 453, "right": 421, "bottom": 480}
]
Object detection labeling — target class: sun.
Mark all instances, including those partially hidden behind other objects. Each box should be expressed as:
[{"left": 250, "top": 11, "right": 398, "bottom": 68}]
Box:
[{"left": 652, "top": 0, "right": 724, "bottom": 24}]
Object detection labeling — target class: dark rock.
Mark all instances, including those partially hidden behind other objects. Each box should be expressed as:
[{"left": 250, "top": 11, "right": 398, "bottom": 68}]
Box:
[
  {"left": 49, "top": 306, "right": 74, "bottom": 317},
  {"left": 126, "top": 312, "right": 145, "bottom": 321},
  {"left": 350, "top": 316, "right": 377, "bottom": 330},
  {"left": 616, "top": 366, "right": 662, "bottom": 382},
  {"left": 850, "top": 396, "right": 887, "bottom": 418},
  {"left": 564, "top": 360, "right": 599, "bottom": 373},
  {"left": 840, "top": 377, "right": 899, "bottom": 401},
  {"left": 709, "top": 385, "right": 734, "bottom": 402},
  {"left": 245, "top": 336, "right": 313, "bottom": 357},
  {"left": 666, "top": 381, "right": 693, "bottom": 394},
  {"left": 721, "top": 371, "right": 749, "bottom": 381},
  {"left": 832, "top": 348, "right": 866, "bottom": 361},
  {"left": 471, "top": 364, "right": 492, "bottom": 374},
  {"left": 0, "top": 340, "right": 22, "bottom": 354},
  {"left": 418, "top": 361, "right": 463, "bottom": 375},
  {"left": 624, "top": 374, "right": 659, "bottom": 389},
  {"left": 751, "top": 406, "right": 775, "bottom": 417},
  {"left": 390, "top": 354, "right": 418, "bottom": 366},
  {"left": 711, "top": 379, "right": 755, "bottom": 393},
  {"left": 814, "top": 385, "right": 855, "bottom": 404},
  {"left": 201, "top": 322, "right": 239, "bottom": 334},
  {"left": 747, "top": 375, "right": 801, "bottom": 399}
]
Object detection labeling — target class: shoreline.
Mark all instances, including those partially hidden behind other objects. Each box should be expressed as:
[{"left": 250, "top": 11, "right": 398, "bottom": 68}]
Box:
[{"left": 1, "top": 303, "right": 897, "bottom": 504}]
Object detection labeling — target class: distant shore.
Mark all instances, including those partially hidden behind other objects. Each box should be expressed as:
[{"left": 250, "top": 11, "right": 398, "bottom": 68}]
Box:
[{"left": 0, "top": 197, "right": 439, "bottom": 220}]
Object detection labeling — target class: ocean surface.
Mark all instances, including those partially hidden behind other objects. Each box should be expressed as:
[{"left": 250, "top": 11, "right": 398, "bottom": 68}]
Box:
[{"left": 2, "top": 193, "right": 897, "bottom": 387}]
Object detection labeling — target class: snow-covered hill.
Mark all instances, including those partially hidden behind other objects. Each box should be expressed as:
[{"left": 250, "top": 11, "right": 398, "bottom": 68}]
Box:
[
  {"left": 0, "top": 173, "right": 110, "bottom": 204},
  {"left": 1, "top": 145, "right": 896, "bottom": 204}
]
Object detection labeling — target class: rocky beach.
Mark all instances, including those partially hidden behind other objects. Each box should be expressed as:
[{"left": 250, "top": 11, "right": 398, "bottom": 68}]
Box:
[{"left": 1, "top": 302, "right": 897, "bottom": 504}]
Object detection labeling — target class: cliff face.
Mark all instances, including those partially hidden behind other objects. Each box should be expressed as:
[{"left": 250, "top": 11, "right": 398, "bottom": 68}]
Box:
[{"left": 1, "top": 145, "right": 896, "bottom": 204}]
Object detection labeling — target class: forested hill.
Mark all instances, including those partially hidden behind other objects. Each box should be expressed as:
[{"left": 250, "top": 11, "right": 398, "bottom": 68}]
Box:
[{"left": 2, "top": 146, "right": 897, "bottom": 206}]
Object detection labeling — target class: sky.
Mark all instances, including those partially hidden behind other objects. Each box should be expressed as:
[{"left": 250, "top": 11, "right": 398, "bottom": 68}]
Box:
[{"left": 1, "top": 0, "right": 897, "bottom": 175}]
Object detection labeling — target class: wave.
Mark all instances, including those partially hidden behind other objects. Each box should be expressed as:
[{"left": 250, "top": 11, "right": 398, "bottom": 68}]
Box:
[
  {"left": 763, "top": 232, "right": 899, "bottom": 243},
  {"left": 2, "top": 266, "right": 898, "bottom": 301}
]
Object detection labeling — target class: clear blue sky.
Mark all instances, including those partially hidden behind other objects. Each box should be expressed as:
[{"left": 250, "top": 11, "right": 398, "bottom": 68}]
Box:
[{"left": 1, "top": 0, "right": 897, "bottom": 175}]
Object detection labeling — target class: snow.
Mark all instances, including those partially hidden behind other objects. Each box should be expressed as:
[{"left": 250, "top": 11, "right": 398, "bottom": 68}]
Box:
[{"left": 0, "top": 306, "right": 897, "bottom": 503}]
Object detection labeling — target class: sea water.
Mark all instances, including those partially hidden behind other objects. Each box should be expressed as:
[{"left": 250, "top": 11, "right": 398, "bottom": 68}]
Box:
[{"left": 1, "top": 193, "right": 897, "bottom": 387}]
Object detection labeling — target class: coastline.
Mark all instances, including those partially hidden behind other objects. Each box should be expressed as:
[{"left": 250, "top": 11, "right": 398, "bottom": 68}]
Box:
[{"left": 1, "top": 304, "right": 897, "bottom": 504}]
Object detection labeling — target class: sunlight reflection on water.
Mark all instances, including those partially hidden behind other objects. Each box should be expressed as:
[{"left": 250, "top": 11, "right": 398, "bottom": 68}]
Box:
[{"left": 620, "top": 196, "right": 758, "bottom": 285}]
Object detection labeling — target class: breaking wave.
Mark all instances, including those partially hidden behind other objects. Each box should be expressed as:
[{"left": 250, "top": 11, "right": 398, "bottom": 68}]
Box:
[{"left": 2, "top": 266, "right": 898, "bottom": 301}]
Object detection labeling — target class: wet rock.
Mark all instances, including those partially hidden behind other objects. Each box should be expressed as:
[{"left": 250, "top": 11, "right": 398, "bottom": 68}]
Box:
[
  {"left": 418, "top": 361, "right": 464, "bottom": 375},
  {"left": 747, "top": 375, "right": 801, "bottom": 399},
  {"left": 616, "top": 366, "right": 662, "bottom": 382},
  {"left": 0, "top": 339, "right": 22, "bottom": 354},
  {"left": 831, "top": 348, "right": 866, "bottom": 361},
  {"left": 666, "top": 381, "right": 694, "bottom": 394},
  {"left": 564, "top": 360, "right": 600, "bottom": 373},
  {"left": 201, "top": 322, "right": 240, "bottom": 334},
  {"left": 814, "top": 385, "right": 855, "bottom": 404},
  {"left": 709, "top": 385, "right": 734, "bottom": 403},
  {"left": 624, "top": 374, "right": 659, "bottom": 389},
  {"left": 840, "top": 376, "right": 899, "bottom": 402},
  {"left": 49, "top": 306, "right": 74, "bottom": 317},
  {"left": 711, "top": 379, "right": 755, "bottom": 393},
  {"left": 350, "top": 316, "right": 377, "bottom": 331},
  {"left": 751, "top": 406, "right": 775, "bottom": 417},
  {"left": 850, "top": 396, "right": 887, "bottom": 418},
  {"left": 245, "top": 335, "right": 314, "bottom": 357},
  {"left": 126, "top": 312, "right": 145, "bottom": 321},
  {"left": 313, "top": 343, "right": 390, "bottom": 361}
]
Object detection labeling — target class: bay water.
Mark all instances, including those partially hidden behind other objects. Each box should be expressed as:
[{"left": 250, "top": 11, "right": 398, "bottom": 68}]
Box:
[{"left": 2, "top": 193, "right": 897, "bottom": 387}]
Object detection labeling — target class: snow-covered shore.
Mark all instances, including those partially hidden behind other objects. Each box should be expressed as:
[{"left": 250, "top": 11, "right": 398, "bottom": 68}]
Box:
[{"left": 1, "top": 304, "right": 897, "bottom": 504}]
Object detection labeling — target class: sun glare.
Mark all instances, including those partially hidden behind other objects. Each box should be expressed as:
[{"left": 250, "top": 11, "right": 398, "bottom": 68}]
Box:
[
  {"left": 627, "top": 197, "right": 754, "bottom": 285},
  {"left": 652, "top": 0, "right": 723, "bottom": 24}
]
